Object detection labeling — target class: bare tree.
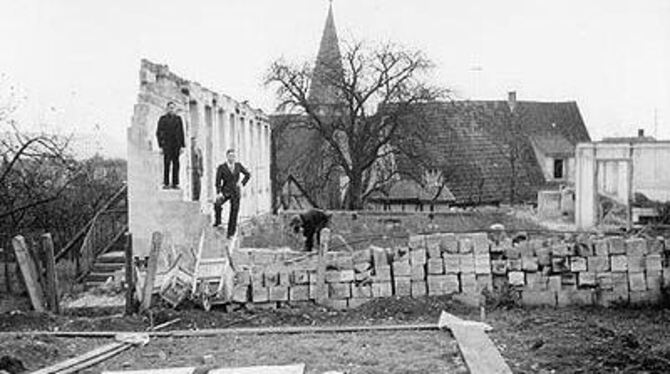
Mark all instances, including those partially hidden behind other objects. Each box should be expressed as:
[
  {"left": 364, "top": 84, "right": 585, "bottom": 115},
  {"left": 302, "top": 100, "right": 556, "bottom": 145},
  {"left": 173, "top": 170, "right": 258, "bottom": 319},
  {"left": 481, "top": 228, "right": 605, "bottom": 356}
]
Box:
[{"left": 266, "top": 41, "right": 448, "bottom": 210}]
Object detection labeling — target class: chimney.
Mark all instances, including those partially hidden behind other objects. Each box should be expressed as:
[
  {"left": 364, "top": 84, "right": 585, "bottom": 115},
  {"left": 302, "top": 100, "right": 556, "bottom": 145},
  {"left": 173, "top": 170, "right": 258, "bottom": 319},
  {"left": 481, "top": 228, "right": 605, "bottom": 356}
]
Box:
[
  {"left": 508, "top": 91, "right": 517, "bottom": 112},
  {"left": 638, "top": 129, "right": 645, "bottom": 138}
]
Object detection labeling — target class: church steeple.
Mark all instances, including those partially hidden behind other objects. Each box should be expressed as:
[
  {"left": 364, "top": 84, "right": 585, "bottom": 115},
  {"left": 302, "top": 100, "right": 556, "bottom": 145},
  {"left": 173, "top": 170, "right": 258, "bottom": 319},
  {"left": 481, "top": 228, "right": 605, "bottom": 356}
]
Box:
[{"left": 308, "top": 1, "right": 344, "bottom": 105}]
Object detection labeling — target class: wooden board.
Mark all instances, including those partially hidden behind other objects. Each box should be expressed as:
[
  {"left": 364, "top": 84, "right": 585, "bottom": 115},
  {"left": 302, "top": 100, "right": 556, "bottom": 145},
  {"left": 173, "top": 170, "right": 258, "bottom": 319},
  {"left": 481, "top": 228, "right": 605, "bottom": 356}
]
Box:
[
  {"left": 12, "top": 235, "right": 45, "bottom": 312},
  {"left": 141, "top": 232, "right": 162, "bottom": 311},
  {"left": 102, "top": 364, "right": 305, "bottom": 374},
  {"left": 438, "top": 311, "right": 512, "bottom": 374},
  {"left": 41, "top": 233, "right": 60, "bottom": 314}
]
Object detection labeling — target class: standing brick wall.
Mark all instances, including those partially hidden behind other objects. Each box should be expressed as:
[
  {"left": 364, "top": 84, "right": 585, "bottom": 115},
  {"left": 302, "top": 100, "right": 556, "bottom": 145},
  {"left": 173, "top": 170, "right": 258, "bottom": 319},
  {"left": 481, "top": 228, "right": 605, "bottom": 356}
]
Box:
[{"left": 233, "top": 233, "right": 669, "bottom": 309}]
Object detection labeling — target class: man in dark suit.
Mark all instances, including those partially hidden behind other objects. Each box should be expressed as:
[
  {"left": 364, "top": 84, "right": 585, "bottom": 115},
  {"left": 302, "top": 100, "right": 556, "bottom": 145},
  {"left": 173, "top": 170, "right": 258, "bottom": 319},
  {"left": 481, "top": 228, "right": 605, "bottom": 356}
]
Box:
[
  {"left": 214, "top": 149, "right": 251, "bottom": 238},
  {"left": 155, "top": 101, "right": 185, "bottom": 189},
  {"left": 289, "top": 209, "right": 332, "bottom": 251}
]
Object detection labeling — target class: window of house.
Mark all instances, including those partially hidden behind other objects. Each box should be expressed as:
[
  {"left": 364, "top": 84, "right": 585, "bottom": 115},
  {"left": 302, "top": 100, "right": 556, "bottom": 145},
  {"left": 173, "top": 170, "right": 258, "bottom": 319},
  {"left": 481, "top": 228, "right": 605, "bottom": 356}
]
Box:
[{"left": 553, "top": 159, "right": 564, "bottom": 179}]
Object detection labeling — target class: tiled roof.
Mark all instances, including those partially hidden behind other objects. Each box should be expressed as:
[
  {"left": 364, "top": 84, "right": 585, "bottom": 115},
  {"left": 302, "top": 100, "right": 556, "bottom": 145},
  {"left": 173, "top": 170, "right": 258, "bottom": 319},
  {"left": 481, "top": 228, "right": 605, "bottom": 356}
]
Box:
[{"left": 530, "top": 133, "right": 575, "bottom": 157}]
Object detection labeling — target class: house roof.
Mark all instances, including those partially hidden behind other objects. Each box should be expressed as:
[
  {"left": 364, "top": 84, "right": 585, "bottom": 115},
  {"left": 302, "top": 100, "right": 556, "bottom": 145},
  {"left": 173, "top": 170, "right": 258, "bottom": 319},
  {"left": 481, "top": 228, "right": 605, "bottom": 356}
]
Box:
[
  {"left": 391, "top": 100, "right": 590, "bottom": 205},
  {"left": 374, "top": 178, "right": 455, "bottom": 202},
  {"left": 530, "top": 132, "right": 575, "bottom": 157}
]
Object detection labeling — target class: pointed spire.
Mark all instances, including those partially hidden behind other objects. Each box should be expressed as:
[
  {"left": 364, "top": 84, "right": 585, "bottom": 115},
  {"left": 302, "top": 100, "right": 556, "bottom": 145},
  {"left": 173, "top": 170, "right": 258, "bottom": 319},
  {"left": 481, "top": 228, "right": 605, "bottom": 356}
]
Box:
[{"left": 308, "top": 1, "right": 344, "bottom": 105}]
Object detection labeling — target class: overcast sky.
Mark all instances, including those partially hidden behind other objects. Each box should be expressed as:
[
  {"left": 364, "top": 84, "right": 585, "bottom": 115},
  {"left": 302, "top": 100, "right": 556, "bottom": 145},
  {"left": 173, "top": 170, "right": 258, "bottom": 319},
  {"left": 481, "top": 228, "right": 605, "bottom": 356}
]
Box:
[{"left": 1, "top": 0, "right": 669, "bottom": 158}]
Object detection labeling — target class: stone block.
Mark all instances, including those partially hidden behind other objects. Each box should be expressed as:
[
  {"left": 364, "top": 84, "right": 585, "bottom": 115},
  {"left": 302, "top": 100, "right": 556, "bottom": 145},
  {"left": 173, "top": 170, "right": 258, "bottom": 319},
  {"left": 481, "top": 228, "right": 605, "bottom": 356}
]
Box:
[
  {"left": 551, "top": 257, "right": 570, "bottom": 273},
  {"left": 289, "top": 285, "right": 310, "bottom": 301},
  {"left": 392, "top": 260, "right": 411, "bottom": 277},
  {"left": 521, "top": 256, "right": 539, "bottom": 272},
  {"left": 291, "top": 269, "right": 310, "bottom": 285},
  {"left": 439, "top": 233, "right": 459, "bottom": 254},
  {"left": 328, "top": 282, "right": 351, "bottom": 299},
  {"left": 394, "top": 276, "right": 412, "bottom": 296},
  {"left": 593, "top": 239, "right": 609, "bottom": 257},
  {"left": 628, "top": 272, "right": 646, "bottom": 292},
  {"left": 269, "top": 286, "right": 289, "bottom": 301},
  {"left": 252, "top": 285, "right": 269, "bottom": 303},
  {"left": 475, "top": 255, "right": 492, "bottom": 275},
  {"left": 372, "top": 282, "right": 393, "bottom": 298},
  {"left": 526, "top": 273, "right": 547, "bottom": 291},
  {"left": 279, "top": 271, "right": 291, "bottom": 286},
  {"left": 458, "top": 236, "right": 474, "bottom": 254},
  {"left": 505, "top": 246, "right": 522, "bottom": 259},
  {"left": 352, "top": 284, "right": 373, "bottom": 298},
  {"left": 460, "top": 273, "right": 477, "bottom": 294},
  {"left": 548, "top": 275, "right": 562, "bottom": 291},
  {"left": 443, "top": 254, "right": 459, "bottom": 274},
  {"left": 411, "top": 265, "right": 425, "bottom": 281},
  {"left": 308, "top": 271, "right": 318, "bottom": 284},
  {"left": 371, "top": 246, "right": 390, "bottom": 268},
  {"left": 647, "top": 237, "right": 665, "bottom": 253},
  {"left": 408, "top": 235, "right": 425, "bottom": 250},
  {"left": 426, "top": 235, "right": 441, "bottom": 258},
  {"left": 663, "top": 268, "right": 670, "bottom": 289},
  {"left": 354, "top": 262, "right": 372, "bottom": 273},
  {"left": 574, "top": 241, "right": 594, "bottom": 257},
  {"left": 588, "top": 256, "right": 610, "bottom": 273},
  {"left": 570, "top": 257, "right": 587, "bottom": 272},
  {"left": 354, "top": 269, "right": 373, "bottom": 282},
  {"left": 521, "top": 290, "right": 556, "bottom": 307},
  {"left": 264, "top": 271, "right": 279, "bottom": 287},
  {"left": 427, "top": 259, "right": 444, "bottom": 275},
  {"left": 507, "top": 258, "right": 522, "bottom": 272},
  {"left": 459, "top": 254, "right": 475, "bottom": 274},
  {"left": 646, "top": 254, "right": 663, "bottom": 272},
  {"left": 535, "top": 247, "right": 552, "bottom": 266},
  {"left": 612, "top": 272, "right": 628, "bottom": 285},
  {"left": 646, "top": 271, "right": 662, "bottom": 291},
  {"left": 333, "top": 255, "right": 354, "bottom": 270},
  {"left": 476, "top": 274, "right": 493, "bottom": 292},
  {"left": 325, "top": 270, "right": 355, "bottom": 283},
  {"left": 597, "top": 273, "right": 614, "bottom": 290},
  {"left": 491, "top": 259, "right": 507, "bottom": 275},
  {"left": 579, "top": 272, "right": 596, "bottom": 287},
  {"left": 552, "top": 244, "right": 572, "bottom": 257},
  {"left": 411, "top": 281, "right": 427, "bottom": 297},
  {"left": 557, "top": 289, "right": 594, "bottom": 307},
  {"left": 472, "top": 233, "right": 490, "bottom": 255},
  {"left": 625, "top": 238, "right": 647, "bottom": 256},
  {"left": 427, "top": 274, "right": 459, "bottom": 295},
  {"left": 232, "top": 285, "right": 249, "bottom": 303},
  {"left": 373, "top": 266, "right": 392, "bottom": 281},
  {"left": 561, "top": 273, "right": 577, "bottom": 286},
  {"left": 508, "top": 271, "right": 525, "bottom": 286},
  {"left": 410, "top": 248, "right": 427, "bottom": 265},
  {"left": 627, "top": 256, "right": 645, "bottom": 272},
  {"left": 321, "top": 299, "right": 349, "bottom": 310},
  {"left": 610, "top": 255, "right": 627, "bottom": 272},
  {"left": 352, "top": 248, "right": 372, "bottom": 264},
  {"left": 253, "top": 251, "right": 276, "bottom": 265},
  {"left": 348, "top": 298, "right": 371, "bottom": 309},
  {"left": 608, "top": 236, "right": 625, "bottom": 255}
]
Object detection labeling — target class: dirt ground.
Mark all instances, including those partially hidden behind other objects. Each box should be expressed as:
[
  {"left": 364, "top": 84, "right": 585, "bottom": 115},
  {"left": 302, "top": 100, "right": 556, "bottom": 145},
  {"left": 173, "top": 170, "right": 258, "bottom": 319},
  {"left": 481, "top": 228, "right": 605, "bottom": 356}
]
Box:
[{"left": 1, "top": 296, "right": 670, "bottom": 373}]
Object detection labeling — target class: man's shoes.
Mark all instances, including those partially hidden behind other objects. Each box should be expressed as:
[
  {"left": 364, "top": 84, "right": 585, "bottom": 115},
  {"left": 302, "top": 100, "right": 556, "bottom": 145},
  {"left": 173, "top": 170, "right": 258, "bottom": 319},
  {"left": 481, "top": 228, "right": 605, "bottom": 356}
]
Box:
[
  {"left": 162, "top": 185, "right": 170, "bottom": 189},
  {"left": 170, "top": 185, "right": 180, "bottom": 189},
  {"left": 213, "top": 223, "right": 221, "bottom": 228}
]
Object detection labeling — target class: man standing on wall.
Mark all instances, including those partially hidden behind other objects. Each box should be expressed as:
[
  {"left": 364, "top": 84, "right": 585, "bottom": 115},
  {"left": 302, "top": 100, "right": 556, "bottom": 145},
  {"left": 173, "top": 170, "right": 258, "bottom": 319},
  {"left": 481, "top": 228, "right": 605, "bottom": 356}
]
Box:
[
  {"left": 214, "top": 149, "right": 251, "bottom": 239},
  {"left": 156, "top": 101, "right": 185, "bottom": 189}
]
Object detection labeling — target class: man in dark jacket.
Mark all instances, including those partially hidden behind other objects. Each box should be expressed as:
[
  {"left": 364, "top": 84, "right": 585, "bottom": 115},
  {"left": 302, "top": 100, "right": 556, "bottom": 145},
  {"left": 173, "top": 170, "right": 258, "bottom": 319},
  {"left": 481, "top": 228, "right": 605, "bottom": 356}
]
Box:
[
  {"left": 214, "top": 149, "right": 251, "bottom": 238},
  {"left": 155, "top": 101, "right": 185, "bottom": 189},
  {"left": 289, "top": 209, "right": 332, "bottom": 251}
]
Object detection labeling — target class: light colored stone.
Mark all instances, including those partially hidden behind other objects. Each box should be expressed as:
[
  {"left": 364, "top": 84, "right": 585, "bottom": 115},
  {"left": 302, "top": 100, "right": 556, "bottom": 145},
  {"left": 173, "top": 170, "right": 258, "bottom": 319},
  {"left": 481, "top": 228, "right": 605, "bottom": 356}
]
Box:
[
  {"left": 411, "top": 281, "right": 427, "bottom": 297},
  {"left": 588, "top": 256, "right": 609, "bottom": 273},
  {"left": 521, "top": 290, "right": 556, "bottom": 307},
  {"left": 410, "top": 248, "right": 427, "bottom": 265},
  {"left": 579, "top": 272, "right": 596, "bottom": 286},
  {"left": 625, "top": 238, "right": 647, "bottom": 256},
  {"left": 427, "top": 274, "right": 459, "bottom": 295},
  {"left": 443, "top": 254, "right": 460, "bottom": 274},
  {"left": 439, "top": 233, "right": 459, "bottom": 254},
  {"left": 627, "top": 256, "right": 645, "bottom": 272},
  {"left": 394, "top": 276, "right": 412, "bottom": 296},
  {"left": 372, "top": 282, "right": 393, "bottom": 297},
  {"left": 610, "top": 255, "right": 627, "bottom": 272},
  {"left": 373, "top": 266, "right": 392, "bottom": 282},
  {"left": 491, "top": 260, "right": 507, "bottom": 275},
  {"left": 352, "top": 284, "right": 372, "bottom": 298},
  {"left": 508, "top": 271, "right": 525, "bottom": 286},
  {"left": 328, "top": 283, "right": 351, "bottom": 299},
  {"left": 608, "top": 236, "right": 625, "bottom": 255},
  {"left": 475, "top": 254, "right": 491, "bottom": 274},
  {"left": 628, "top": 272, "right": 646, "bottom": 292},
  {"left": 459, "top": 254, "right": 475, "bottom": 274},
  {"left": 392, "top": 260, "right": 411, "bottom": 277},
  {"left": 646, "top": 271, "right": 662, "bottom": 291},
  {"left": 458, "top": 236, "right": 473, "bottom": 254},
  {"left": 521, "top": 256, "right": 539, "bottom": 272},
  {"left": 289, "top": 285, "right": 310, "bottom": 301},
  {"left": 427, "top": 258, "right": 444, "bottom": 275},
  {"left": 252, "top": 285, "right": 269, "bottom": 302},
  {"left": 646, "top": 254, "right": 663, "bottom": 272},
  {"left": 321, "top": 298, "right": 349, "bottom": 310},
  {"left": 408, "top": 235, "right": 426, "bottom": 250},
  {"left": 593, "top": 239, "right": 609, "bottom": 256},
  {"left": 570, "top": 256, "right": 587, "bottom": 272}
]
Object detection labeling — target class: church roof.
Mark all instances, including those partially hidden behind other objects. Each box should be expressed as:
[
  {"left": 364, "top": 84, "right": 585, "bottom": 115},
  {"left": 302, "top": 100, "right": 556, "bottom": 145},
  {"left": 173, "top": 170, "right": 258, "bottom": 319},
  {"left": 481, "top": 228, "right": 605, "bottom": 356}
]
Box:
[{"left": 307, "top": 3, "right": 344, "bottom": 105}]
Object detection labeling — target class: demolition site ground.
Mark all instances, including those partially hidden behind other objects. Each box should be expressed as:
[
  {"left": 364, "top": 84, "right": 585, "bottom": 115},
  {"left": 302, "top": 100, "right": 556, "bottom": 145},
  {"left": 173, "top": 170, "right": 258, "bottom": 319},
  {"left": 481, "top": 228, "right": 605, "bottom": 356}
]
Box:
[{"left": 2, "top": 296, "right": 670, "bottom": 373}]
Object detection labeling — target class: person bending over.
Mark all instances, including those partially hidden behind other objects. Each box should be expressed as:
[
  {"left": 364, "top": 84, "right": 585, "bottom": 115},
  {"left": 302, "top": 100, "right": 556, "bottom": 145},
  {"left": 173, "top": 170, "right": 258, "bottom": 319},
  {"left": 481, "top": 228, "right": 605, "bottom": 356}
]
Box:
[{"left": 289, "top": 209, "right": 332, "bottom": 251}]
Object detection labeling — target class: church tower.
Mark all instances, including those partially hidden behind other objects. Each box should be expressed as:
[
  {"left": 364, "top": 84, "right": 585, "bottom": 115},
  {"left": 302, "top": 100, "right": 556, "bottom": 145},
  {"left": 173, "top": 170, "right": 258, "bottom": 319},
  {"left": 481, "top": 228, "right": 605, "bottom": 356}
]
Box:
[{"left": 308, "top": 1, "right": 345, "bottom": 106}]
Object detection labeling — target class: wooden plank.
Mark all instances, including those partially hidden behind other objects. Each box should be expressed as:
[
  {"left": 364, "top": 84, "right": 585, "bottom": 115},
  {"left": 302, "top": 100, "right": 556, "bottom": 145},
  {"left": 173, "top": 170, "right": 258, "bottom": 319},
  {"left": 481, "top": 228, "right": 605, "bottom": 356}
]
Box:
[
  {"left": 31, "top": 342, "right": 126, "bottom": 374},
  {"left": 141, "top": 232, "right": 163, "bottom": 312},
  {"left": 41, "top": 233, "right": 60, "bottom": 314},
  {"left": 314, "top": 228, "right": 330, "bottom": 304},
  {"left": 12, "top": 235, "right": 46, "bottom": 312},
  {"left": 102, "top": 364, "right": 305, "bottom": 374},
  {"left": 125, "top": 233, "right": 136, "bottom": 315},
  {"left": 438, "top": 311, "right": 512, "bottom": 374}
]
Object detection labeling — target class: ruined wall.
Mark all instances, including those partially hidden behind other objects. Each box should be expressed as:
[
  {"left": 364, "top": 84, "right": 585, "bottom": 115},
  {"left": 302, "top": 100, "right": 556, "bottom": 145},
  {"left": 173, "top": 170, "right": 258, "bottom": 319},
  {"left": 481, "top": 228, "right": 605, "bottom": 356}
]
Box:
[
  {"left": 228, "top": 233, "right": 669, "bottom": 309},
  {"left": 128, "top": 60, "right": 272, "bottom": 256}
]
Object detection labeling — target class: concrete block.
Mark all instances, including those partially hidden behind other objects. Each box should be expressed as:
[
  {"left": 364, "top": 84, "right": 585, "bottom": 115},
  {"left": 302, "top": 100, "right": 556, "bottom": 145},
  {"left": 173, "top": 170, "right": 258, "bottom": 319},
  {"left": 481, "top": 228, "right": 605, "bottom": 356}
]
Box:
[
  {"left": 458, "top": 236, "right": 473, "bottom": 254},
  {"left": 264, "top": 271, "right": 279, "bottom": 287},
  {"left": 552, "top": 244, "right": 572, "bottom": 257},
  {"left": 459, "top": 254, "right": 475, "bottom": 273},
  {"left": 551, "top": 257, "right": 570, "bottom": 273},
  {"left": 508, "top": 271, "right": 525, "bottom": 286},
  {"left": 471, "top": 233, "right": 490, "bottom": 255},
  {"left": 232, "top": 285, "right": 249, "bottom": 303},
  {"left": 269, "top": 286, "right": 289, "bottom": 301},
  {"left": 427, "top": 274, "right": 459, "bottom": 295},
  {"left": 308, "top": 271, "right": 318, "bottom": 284},
  {"left": 439, "top": 233, "right": 458, "bottom": 254},
  {"left": 411, "top": 265, "right": 425, "bottom": 281},
  {"left": 353, "top": 262, "right": 372, "bottom": 273},
  {"left": 410, "top": 248, "right": 427, "bottom": 265},
  {"left": 557, "top": 289, "right": 594, "bottom": 307},
  {"left": 476, "top": 274, "right": 493, "bottom": 292},
  {"left": 505, "top": 246, "right": 522, "bottom": 259},
  {"left": 328, "top": 282, "right": 351, "bottom": 299},
  {"left": 561, "top": 273, "right": 577, "bottom": 286},
  {"left": 535, "top": 247, "right": 551, "bottom": 266},
  {"left": 371, "top": 246, "right": 390, "bottom": 268},
  {"left": 610, "top": 255, "right": 627, "bottom": 272},
  {"left": 348, "top": 298, "right": 371, "bottom": 309},
  {"left": 373, "top": 266, "right": 392, "bottom": 281},
  {"left": 279, "top": 271, "right": 291, "bottom": 286},
  {"left": 522, "top": 256, "right": 539, "bottom": 272},
  {"left": 597, "top": 273, "right": 614, "bottom": 290},
  {"left": 411, "top": 281, "right": 427, "bottom": 297},
  {"left": 612, "top": 272, "right": 628, "bottom": 286},
  {"left": 372, "top": 282, "right": 393, "bottom": 297},
  {"left": 548, "top": 275, "right": 562, "bottom": 291},
  {"left": 574, "top": 241, "right": 594, "bottom": 257},
  {"left": 443, "top": 254, "right": 460, "bottom": 274},
  {"left": 289, "top": 285, "right": 310, "bottom": 301},
  {"left": 408, "top": 235, "right": 425, "bottom": 250},
  {"left": 608, "top": 236, "right": 626, "bottom": 255},
  {"left": 291, "top": 269, "right": 310, "bottom": 285},
  {"left": 460, "top": 273, "right": 477, "bottom": 294},
  {"left": 593, "top": 239, "right": 609, "bottom": 257},
  {"left": 570, "top": 257, "right": 587, "bottom": 272},
  {"left": 427, "top": 259, "right": 444, "bottom": 275},
  {"left": 252, "top": 285, "right": 269, "bottom": 303},
  {"left": 426, "top": 235, "right": 441, "bottom": 258},
  {"left": 352, "top": 284, "right": 372, "bottom": 298},
  {"left": 491, "top": 259, "right": 507, "bottom": 275},
  {"left": 325, "top": 270, "right": 355, "bottom": 283},
  {"left": 579, "top": 272, "right": 596, "bottom": 287},
  {"left": 355, "top": 269, "right": 373, "bottom": 282},
  {"left": 333, "top": 255, "right": 354, "bottom": 270},
  {"left": 526, "top": 273, "right": 547, "bottom": 291},
  {"left": 352, "top": 248, "right": 372, "bottom": 264},
  {"left": 627, "top": 256, "right": 645, "bottom": 272},
  {"left": 646, "top": 271, "right": 662, "bottom": 291},
  {"left": 394, "top": 276, "right": 411, "bottom": 296},
  {"left": 628, "top": 272, "right": 646, "bottom": 291},
  {"left": 647, "top": 237, "right": 665, "bottom": 254},
  {"left": 392, "top": 260, "right": 411, "bottom": 277},
  {"left": 321, "top": 299, "right": 349, "bottom": 310},
  {"left": 646, "top": 254, "right": 663, "bottom": 272},
  {"left": 521, "top": 290, "right": 556, "bottom": 307},
  {"left": 507, "top": 258, "right": 522, "bottom": 272},
  {"left": 625, "top": 238, "right": 647, "bottom": 256},
  {"left": 588, "top": 256, "right": 610, "bottom": 273},
  {"left": 475, "top": 255, "right": 491, "bottom": 275}
]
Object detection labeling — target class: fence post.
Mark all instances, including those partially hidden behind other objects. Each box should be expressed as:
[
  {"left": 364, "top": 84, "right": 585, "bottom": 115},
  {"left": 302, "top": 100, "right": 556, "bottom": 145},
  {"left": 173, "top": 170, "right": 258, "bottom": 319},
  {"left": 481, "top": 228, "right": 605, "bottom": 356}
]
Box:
[
  {"left": 124, "top": 233, "right": 135, "bottom": 315},
  {"left": 315, "top": 228, "right": 331, "bottom": 305},
  {"left": 12, "top": 236, "right": 46, "bottom": 312},
  {"left": 140, "top": 232, "right": 162, "bottom": 312},
  {"left": 41, "top": 233, "right": 60, "bottom": 314}
]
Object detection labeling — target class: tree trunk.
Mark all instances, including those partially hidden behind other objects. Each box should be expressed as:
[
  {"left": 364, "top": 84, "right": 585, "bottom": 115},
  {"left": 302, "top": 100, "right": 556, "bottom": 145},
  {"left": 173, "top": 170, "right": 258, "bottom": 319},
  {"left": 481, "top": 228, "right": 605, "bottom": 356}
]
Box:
[{"left": 347, "top": 171, "right": 364, "bottom": 210}]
